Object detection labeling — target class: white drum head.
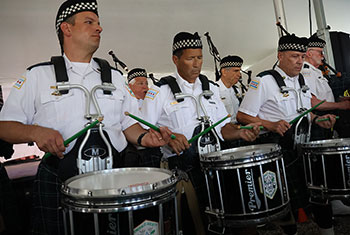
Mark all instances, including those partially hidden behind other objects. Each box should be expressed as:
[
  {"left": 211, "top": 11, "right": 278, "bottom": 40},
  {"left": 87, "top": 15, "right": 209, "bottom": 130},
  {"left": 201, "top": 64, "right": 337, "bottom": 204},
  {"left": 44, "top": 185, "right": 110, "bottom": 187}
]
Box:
[{"left": 62, "top": 167, "right": 176, "bottom": 198}]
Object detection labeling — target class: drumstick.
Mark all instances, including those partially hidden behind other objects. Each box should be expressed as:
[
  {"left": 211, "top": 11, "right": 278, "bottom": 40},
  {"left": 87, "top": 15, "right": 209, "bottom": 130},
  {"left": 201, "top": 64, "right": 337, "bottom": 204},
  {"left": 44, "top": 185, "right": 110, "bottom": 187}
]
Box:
[
  {"left": 188, "top": 114, "right": 231, "bottom": 144},
  {"left": 125, "top": 112, "right": 176, "bottom": 139},
  {"left": 289, "top": 100, "right": 326, "bottom": 125},
  {"left": 238, "top": 125, "right": 264, "bottom": 130},
  {"left": 43, "top": 117, "right": 103, "bottom": 159},
  {"left": 316, "top": 116, "right": 339, "bottom": 122}
]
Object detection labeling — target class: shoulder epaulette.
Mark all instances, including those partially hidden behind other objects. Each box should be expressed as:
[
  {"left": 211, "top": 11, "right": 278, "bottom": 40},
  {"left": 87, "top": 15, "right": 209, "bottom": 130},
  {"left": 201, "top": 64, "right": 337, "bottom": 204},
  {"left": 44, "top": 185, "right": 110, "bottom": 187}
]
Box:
[
  {"left": 208, "top": 80, "right": 219, "bottom": 87},
  {"left": 27, "top": 61, "right": 52, "bottom": 71},
  {"left": 303, "top": 64, "right": 310, "bottom": 69},
  {"left": 256, "top": 70, "right": 271, "bottom": 78}
]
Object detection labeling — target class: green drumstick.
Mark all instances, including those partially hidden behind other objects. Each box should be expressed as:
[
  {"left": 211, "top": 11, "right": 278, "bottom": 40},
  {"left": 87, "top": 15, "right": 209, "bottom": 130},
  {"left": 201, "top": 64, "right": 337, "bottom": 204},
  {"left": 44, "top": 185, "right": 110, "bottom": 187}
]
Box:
[
  {"left": 43, "top": 117, "right": 103, "bottom": 159},
  {"left": 125, "top": 112, "right": 176, "bottom": 139},
  {"left": 316, "top": 116, "right": 340, "bottom": 122},
  {"left": 188, "top": 114, "right": 231, "bottom": 144},
  {"left": 289, "top": 100, "right": 326, "bottom": 125},
  {"left": 238, "top": 125, "right": 264, "bottom": 130}
]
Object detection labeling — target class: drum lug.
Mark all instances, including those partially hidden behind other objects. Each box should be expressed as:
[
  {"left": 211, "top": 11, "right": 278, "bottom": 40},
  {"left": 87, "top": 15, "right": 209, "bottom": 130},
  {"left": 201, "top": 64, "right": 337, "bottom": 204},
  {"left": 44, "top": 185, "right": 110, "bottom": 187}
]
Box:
[
  {"left": 152, "top": 183, "right": 158, "bottom": 190},
  {"left": 88, "top": 191, "right": 93, "bottom": 196}
]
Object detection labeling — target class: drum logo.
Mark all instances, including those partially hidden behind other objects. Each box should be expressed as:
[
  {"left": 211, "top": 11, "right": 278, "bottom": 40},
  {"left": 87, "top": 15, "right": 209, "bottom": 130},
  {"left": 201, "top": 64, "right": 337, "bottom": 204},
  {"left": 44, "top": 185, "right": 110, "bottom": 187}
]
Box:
[
  {"left": 84, "top": 147, "right": 106, "bottom": 158},
  {"left": 134, "top": 220, "right": 158, "bottom": 235},
  {"left": 244, "top": 169, "right": 262, "bottom": 211},
  {"left": 263, "top": 171, "right": 277, "bottom": 199}
]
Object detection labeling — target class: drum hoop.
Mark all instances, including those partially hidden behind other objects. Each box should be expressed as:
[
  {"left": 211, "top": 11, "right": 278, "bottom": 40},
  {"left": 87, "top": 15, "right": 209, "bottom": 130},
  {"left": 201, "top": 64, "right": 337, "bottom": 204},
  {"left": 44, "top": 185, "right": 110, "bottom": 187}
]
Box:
[
  {"left": 302, "top": 138, "right": 350, "bottom": 149},
  {"left": 61, "top": 167, "right": 177, "bottom": 198},
  {"left": 61, "top": 187, "right": 177, "bottom": 213},
  {"left": 200, "top": 144, "right": 281, "bottom": 165},
  {"left": 201, "top": 156, "right": 282, "bottom": 170},
  {"left": 304, "top": 149, "right": 350, "bottom": 155}
]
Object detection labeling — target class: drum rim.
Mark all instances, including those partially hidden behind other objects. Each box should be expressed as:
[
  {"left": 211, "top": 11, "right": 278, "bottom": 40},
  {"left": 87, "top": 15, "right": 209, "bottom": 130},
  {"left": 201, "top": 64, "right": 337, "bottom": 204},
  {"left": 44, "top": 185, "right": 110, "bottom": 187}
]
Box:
[
  {"left": 302, "top": 138, "right": 350, "bottom": 149},
  {"left": 61, "top": 167, "right": 177, "bottom": 198},
  {"left": 200, "top": 143, "right": 281, "bottom": 164}
]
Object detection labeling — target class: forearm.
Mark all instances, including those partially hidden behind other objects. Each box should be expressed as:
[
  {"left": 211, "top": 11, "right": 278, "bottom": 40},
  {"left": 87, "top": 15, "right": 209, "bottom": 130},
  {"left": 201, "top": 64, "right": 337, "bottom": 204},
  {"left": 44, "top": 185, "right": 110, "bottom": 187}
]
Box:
[
  {"left": 221, "top": 123, "right": 241, "bottom": 140},
  {"left": 236, "top": 111, "right": 278, "bottom": 132},
  {"left": 123, "top": 123, "right": 147, "bottom": 145},
  {"left": 0, "top": 121, "right": 38, "bottom": 144}
]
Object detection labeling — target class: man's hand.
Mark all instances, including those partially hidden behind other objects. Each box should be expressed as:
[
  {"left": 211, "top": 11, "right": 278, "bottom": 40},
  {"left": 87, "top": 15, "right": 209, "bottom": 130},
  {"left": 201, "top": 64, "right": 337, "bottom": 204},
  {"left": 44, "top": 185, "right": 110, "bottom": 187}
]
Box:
[
  {"left": 31, "top": 126, "right": 65, "bottom": 159},
  {"left": 238, "top": 122, "right": 261, "bottom": 142},
  {"left": 167, "top": 133, "right": 190, "bottom": 156},
  {"left": 265, "top": 120, "right": 291, "bottom": 136},
  {"left": 141, "top": 126, "right": 173, "bottom": 147},
  {"left": 315, "top": 114, "right": 337, "bottom": 129}
]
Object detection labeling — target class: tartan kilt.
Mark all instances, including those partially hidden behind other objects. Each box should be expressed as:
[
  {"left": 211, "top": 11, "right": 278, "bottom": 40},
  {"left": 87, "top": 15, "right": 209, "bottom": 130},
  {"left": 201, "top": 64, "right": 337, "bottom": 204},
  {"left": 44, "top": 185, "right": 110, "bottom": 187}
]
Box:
[{"left": 31, "top": 161, "right": 63, "bottom": 235}]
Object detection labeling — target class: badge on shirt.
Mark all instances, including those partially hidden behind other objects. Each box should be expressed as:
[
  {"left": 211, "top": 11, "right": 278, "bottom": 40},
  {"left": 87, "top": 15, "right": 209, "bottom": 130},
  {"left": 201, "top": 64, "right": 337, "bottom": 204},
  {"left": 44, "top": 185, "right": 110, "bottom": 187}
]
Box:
[
  {"left": 145, "top": 88, "right": 159, "bottom": 100},
  {"left": 249, "top": 80, "right": 259, "bottom": 90},
  {"left": 13, "top": 76, "right": 26, "bottom": 90}
]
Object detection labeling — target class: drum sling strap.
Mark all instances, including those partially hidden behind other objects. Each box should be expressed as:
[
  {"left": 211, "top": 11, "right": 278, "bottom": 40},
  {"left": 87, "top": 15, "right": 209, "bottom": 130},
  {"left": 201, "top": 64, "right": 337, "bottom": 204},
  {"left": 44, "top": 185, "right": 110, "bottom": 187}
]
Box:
[
  {"left": 258, "top": 69, "right": 307, "bottom": 94},
  {"left": 51, "top": 56, "right": 112, "bottom": 95},
  {"left": 46, "top": 56, "right": 118, "bottom": 180},
  {"left": 232, "top": 85, "right": 242, "bottom": 103},
  {"left": 156, "top": 74, "right": 212, "bottom": 102}
]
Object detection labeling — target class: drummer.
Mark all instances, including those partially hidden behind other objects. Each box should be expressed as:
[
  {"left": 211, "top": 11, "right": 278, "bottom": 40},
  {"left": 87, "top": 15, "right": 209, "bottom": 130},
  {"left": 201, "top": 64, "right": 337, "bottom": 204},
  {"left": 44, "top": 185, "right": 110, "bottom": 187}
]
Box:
[
  {"left": 141, "top": 31, "right": 261, "bottom": 234},
  {"left": 0, "top": 0, "right": 172, "bottom": 234},
  {"left": 301, "top": 35, "right": 350, "bottom": 140},
  {"left": 236, "top": 34, "right": 336, "bottom": 235}
]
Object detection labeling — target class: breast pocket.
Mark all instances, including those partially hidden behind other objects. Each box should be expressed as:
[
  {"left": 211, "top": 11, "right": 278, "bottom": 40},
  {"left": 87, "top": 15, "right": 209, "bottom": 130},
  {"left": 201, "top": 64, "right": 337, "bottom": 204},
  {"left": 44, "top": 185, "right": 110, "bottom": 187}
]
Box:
[
  {"left": 95, "top": 89, "right": 119, "bottom": 124},
  {"left": 274, "top": 93, "right": 297, "bottom": 116},
  {"left": 39, "top": 90, "right": 76, "bottom": 125},
  {"left": 164, "top": 102, "right": 190, "bottom": 128}
]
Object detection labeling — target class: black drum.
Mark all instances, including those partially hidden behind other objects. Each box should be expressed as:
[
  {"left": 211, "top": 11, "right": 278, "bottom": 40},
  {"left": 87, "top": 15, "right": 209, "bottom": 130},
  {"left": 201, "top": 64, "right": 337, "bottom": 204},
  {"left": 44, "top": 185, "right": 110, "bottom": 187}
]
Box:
[
  {"left": 200, "top": 144, "right": 290, "bottom": 228},
  {"left": 302, "top": 138, "right": 350, "bottom": 201},
  {"left": 61, "top": 167, "right": 178, "bottom": 235}
]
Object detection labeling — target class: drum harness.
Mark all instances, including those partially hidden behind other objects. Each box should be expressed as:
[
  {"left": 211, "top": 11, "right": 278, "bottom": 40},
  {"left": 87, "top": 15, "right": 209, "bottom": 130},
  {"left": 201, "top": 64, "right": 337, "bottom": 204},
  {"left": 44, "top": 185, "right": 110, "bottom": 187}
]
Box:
[
  {"left": 157, "top": 75, "right": 222, "bottom": 159},
  {"left": 50, "top": 56, "right": 116, "bottom": 174},
  {"left": 259, "top": 70, "right": 312, "bottom": 163}
]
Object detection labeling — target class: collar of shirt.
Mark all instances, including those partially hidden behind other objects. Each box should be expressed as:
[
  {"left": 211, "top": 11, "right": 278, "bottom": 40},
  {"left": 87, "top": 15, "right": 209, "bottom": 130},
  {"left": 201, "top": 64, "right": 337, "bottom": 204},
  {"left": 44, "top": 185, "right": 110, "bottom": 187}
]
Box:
[
  {"left": 63, "top": 54, "right": 99, "bottom": 76},
  {"left": 275, "top": 65, "right": 299, "bottom": 82},
  {"left": 174, "top": 71, "right": 202, "bottom": 92},
  {"left": 304, "top": 61, "right": 323, "bottom": 75}
]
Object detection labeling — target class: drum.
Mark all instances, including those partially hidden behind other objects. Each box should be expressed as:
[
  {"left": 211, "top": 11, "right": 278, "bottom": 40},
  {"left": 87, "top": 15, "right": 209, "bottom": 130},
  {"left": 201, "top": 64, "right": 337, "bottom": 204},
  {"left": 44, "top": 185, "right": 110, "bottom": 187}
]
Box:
[
  {"left": 61, "top": 167, "right": 178, "bottom": 235},
  {"left": 302, "top": 138, "right": 350, "bottom": 201},
  {"left": 200, "top": 144, "right": 290, "bottom": 228}
]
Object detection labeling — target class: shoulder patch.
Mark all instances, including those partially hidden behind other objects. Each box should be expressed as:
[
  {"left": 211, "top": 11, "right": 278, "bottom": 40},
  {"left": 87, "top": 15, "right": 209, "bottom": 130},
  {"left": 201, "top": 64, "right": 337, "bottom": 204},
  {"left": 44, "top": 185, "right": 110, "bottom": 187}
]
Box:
[
  {"left": 125, "top": 82, "right": 136, "bottom": 97},
  {"left": 27, "top": 61, "right": 52, "bottom": 71},
  {"left": 208, "top": 80, "right": 219, "bottom": 87},
  {"left": 256, "top": 70, "right": 271, "bottom": 78},
  {"left": 145, "top": 88, "right": 159, "bottom": 100},
  {"left": 249, "top": 80, "right": 259, "bottom": 90},
  {"left": 13, "top": 76, "right": 26, "bottom": 89}
]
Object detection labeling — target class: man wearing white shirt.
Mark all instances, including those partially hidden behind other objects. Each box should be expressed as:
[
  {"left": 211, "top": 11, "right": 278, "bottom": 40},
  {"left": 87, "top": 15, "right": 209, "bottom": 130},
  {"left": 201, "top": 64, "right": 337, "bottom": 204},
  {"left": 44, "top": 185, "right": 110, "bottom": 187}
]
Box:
[
  {"left": 217, "top": 55, "right": 243, "bottom": 123},
  {"left": 141, "top": 31, "right": 260, "bottom": 234}
]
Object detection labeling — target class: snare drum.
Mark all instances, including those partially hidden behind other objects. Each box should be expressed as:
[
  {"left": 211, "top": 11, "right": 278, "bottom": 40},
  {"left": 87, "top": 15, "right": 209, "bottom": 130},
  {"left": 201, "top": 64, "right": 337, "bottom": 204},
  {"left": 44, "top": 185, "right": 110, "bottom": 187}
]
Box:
[
  {"left": 61, "top": 167, "right": 178, "bottom": 235},
  {"left": 302, "top": 138, "right": 350, "bottom": 201},
  {"left": 200, "top": 144, "right": 290, "bottom": 228}
]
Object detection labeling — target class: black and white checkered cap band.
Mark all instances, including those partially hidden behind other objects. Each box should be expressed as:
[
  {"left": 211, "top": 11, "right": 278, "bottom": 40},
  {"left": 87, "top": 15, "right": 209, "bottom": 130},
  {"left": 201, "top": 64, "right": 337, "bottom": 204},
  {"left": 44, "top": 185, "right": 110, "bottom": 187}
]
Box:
[
  {"left": 172, "top": 39, "right": 202, "bottom": 52},
  {"left": 56, "top": 2, "right": 98, "bottom": 32},
  {"left": 221, "top": 61, "right": 243, "bottom": 68},
  {"left": 308, "top": 41, "right": 326, "bottom": 48},
  {"left": 278, "top": 43, "right": 307, "bottom": 52},
  {"left": 128, "top": 71, "right": 148, "bottom": 82}
]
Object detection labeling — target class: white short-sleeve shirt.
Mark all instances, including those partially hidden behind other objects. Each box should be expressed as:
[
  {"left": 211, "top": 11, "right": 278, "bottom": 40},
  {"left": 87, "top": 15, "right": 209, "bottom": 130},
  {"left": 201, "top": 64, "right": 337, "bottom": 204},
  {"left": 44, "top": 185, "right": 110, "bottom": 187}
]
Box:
[
  {"left": 0, "top": 55, "right": 139, "bottom": 153},
  {"left": 217, "top": 79, "right": 240, "bottom": 123},
  {"left": 141, "top": 72, "right": 229, "bottom": 155},
  {"left": 301, "top": 61, "right": 335, "bottom": 102},
  {"left": 238, "top": 66, "right": 312, "bottom": 123}
]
